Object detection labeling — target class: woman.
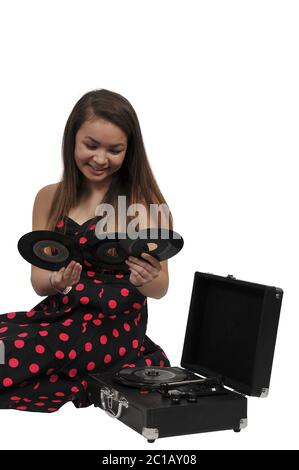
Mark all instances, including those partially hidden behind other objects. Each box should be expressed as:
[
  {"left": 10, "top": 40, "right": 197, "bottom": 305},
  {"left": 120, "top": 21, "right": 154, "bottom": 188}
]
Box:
[{"left": 0, "top": 88, "right": 173, "bottom": 412}]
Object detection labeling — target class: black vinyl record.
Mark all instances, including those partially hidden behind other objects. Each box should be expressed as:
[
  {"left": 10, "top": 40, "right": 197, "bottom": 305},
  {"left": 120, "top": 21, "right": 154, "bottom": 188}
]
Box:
[
  {"left": 17, "top": 230, "right": 81, "bottom": 271},
  {"left": 91, "top": 228, "right": 184, "bottom": 271},
  {"left": 17, "top": 227, "right": 184, "bottom": 273},
  {"left": 114, "top": 366, "right": 188, "bottom": 389}
]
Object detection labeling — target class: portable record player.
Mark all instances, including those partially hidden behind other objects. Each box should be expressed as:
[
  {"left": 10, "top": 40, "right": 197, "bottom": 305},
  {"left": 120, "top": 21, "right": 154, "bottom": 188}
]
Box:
[{"left": 86, "top": 271, "right": 283, "bottom": 442}]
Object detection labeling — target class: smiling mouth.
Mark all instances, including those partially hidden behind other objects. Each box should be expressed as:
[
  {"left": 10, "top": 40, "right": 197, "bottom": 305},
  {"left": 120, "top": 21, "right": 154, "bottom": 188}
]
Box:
[{"left": 88, "top": 164, "right": 108, "bottom": 171}]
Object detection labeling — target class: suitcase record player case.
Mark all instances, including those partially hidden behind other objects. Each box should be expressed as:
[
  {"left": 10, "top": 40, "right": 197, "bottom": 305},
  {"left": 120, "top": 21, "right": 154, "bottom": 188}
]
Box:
[{"left": 86, "top": 271, "right": 283, "bottom": 443}]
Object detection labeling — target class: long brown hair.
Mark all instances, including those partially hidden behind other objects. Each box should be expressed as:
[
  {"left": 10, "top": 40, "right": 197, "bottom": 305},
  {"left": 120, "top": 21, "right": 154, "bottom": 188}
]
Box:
[{"left": 47, "top": 88, "right": 173, "bottom": 233}]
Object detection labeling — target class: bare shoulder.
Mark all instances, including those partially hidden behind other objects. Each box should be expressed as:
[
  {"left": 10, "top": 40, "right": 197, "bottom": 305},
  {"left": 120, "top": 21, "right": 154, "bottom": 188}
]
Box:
[{"left": 32, "top": 182, "right": 60, "bottom": 230}]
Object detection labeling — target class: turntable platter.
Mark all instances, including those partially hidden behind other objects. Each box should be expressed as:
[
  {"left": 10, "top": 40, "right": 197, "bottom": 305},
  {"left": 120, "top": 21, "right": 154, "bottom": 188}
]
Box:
[{"left": 114, "top": 366, "right": 189, "bottom": 389}]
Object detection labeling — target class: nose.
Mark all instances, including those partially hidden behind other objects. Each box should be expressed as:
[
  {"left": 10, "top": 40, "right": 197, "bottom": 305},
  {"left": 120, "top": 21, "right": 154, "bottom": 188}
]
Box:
[{"left": 91, "top": 151, "right": 109, "bottom": 166}]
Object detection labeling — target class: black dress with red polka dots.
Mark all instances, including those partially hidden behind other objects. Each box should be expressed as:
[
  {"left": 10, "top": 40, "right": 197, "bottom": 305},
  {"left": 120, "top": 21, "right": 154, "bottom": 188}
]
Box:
[{"left": 0, "top": 215, "right": 170, "bottom": 412}]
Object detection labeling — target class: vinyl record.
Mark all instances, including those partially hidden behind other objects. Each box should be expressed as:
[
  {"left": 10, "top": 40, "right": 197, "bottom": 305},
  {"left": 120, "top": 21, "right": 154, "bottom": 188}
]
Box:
[
  {"left": 117, "top": 228, "right": 184, "bottom": 262},
  {"left": 90, "top": 228, "right": 184, "bottom": 271},
  {"left": 114, "top": 366, "right": 188, "bottom": 389},
  {"left": 17, "top": 230, "right": 81, "bottom": 271},
  {"left": 87, "top": 232, "right": 132, "bottom": 272}
]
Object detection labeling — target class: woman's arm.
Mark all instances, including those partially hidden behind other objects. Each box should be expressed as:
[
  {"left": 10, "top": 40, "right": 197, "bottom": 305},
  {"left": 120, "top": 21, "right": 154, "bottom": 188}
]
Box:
[
  {"left": 134, "top": 259, "right": 169, "bottom": 299},
  {"left": 30, "top": 184, "right": 60, "bottom": 296}
]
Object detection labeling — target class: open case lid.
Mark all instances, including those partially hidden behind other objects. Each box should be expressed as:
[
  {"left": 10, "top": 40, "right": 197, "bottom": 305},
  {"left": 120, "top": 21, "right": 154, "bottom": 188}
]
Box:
[{"left": 180, "top": 272, "right": 283, "bottom": 397}]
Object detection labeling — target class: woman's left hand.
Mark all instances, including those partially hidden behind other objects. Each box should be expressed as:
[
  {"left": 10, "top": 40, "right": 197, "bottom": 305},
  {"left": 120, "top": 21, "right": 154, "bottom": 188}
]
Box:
[{"left": 125, "top": 253, "right": 161, "bottom": 288}]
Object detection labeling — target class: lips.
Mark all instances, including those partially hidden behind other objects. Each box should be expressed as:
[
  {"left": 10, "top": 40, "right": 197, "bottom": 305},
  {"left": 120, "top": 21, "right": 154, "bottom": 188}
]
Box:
[{"left": 88, "top": 164, "right": 107, "bottom": 171}]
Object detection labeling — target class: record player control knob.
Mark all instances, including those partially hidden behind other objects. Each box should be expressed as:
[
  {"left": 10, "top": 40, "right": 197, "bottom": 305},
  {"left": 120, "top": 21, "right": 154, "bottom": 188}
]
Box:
[
  {"left": 145, "top": 369, "right": 160, "bottom": 377},
  {"left": 186, "top": 392, "right": 198, "bottom": 403},
  {"left": 170, "top": 391, "right": 181, "bottom": 404}
]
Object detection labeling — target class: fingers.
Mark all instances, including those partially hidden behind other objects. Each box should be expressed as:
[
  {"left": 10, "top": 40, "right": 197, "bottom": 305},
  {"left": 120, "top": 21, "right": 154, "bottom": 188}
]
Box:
[
  {"left": 125, "top": 254, "right": 160, "bottom": 278},
  {"left": 61, "top": 260, "right": 82, "bottom": 285}
]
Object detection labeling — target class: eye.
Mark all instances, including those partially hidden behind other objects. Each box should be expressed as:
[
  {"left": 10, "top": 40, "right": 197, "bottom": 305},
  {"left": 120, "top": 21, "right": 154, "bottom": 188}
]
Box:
[
  {"left": 110, "top": 150, "right": 121, "bottom": 155},
  {"left": 86, "top": 144, "right": 97, "bottom": 150}
]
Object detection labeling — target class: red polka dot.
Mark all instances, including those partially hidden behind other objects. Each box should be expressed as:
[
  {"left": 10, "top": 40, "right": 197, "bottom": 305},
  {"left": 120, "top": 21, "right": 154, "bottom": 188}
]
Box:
[
  {"left": 79, "top": 236, "right": 88, "bottom": 244},
  {"left": 23, "top": 398, "right": 31, "bottom": 403},
  {"left": 56, "top": 219, "right": 64, "bottom": 228},
  {"left": 3, "top": 378, "right": 13, "bottom": 387},
  {"left": 75, "top": 283, "right": 85, "bottom": 291},
  {"left": 8, "top": 358, "right": 19, "bottom": 368},
  {"left": 115, "top": 274, "right": 124, "bottom": 279},
  {"left": 104, "top": 354, "right": 112, "bottom": 364},
  {"left": 35, "top": 345, "right": 45, "bottom": 354},
  {"left": 132, "top": 339, "right": 139, "bottom": 349},
  {"left": 69, "top": 369, "right": 77, "bottom": 378},
  {"left": 39, "top": 330, "right": 48, "bottom": 337},
  {"left": 145, "top": 358, "right": 152, "bottom": 366},
  {"left": 48, "top": 408, "right": 58, "bottom": 412},
  {"left": 7, "top": 312, "right": 16, "bottom": 319},
  {"left": 85, "top": 342, "right": 92, "bottom": 352},
  {"left": 87, "top": 271, "right": 95, "bottom": 277},
  {"left": 93, "top": 319, "right": 102, "bottom": 326},
  {"left": 98, "top": 313, "right": 105, "bottom": 318},
  {"left": 17, "top": 406, "right": 28, "bottom": 410},
  {"left": 133, "top": 302, "right": 142, "bottom": 310},
  {"left": 123, "top": 323, "right": 131, "bottom": 332},
  {"left": 80, "top": 296, "right": 90, "bottom": 305},
  {"left": 18, "top": 332, "right": 28, "bottom": 338},
  {"left": 55, "top": 350, "right": 65, "bottom": 359},
  {"left": 40, "top": 323, "right": 50, "bottom": 326},
  {"left": 62, "top": 296, "right": 69, "bottom": 304},
  {"left": 71, "top": 386, "right": 79, "bottom": 393},
  {"left": 62, "top": 319, "right": 73, "bottom": 326},
  {"left": 160, "top": 360, "right": 165, "bottom": 367},
  {"left": 0, "top": 325, "right": 8, "bottom": 332},
  {"left": 121, "top": 288, "right": 129, "bottom": 296},
  {"left": 59, "top": 333, "right": 69, "bottom": 341},
  {"left": 26, "top": 310, "right": 36, "bottom": 317},
  {"left": 29, "top": 363, "right": 39, "bottom": 373},
  {"left": 49, "top": 375, "right": 58, "bottom": 383},
  {"left": 10, "top": 396, "right": 21, "bottom": 401},
  {"left": 112, "top": 329, "right": 119, "bottom": 337},
  {"left": 93, "top": 279, "right": 103, "bottom": 284},
  {"left": 55, "top": 392, "right": 65, "bottom": 397},
  {"left": 84, "top": 313, "right": 93, "bottom": 321},
  {"left": 108, "top": 299, "right": 117, "bottom": 309},
  {"left": 64, "top": 307, "right": 72, "bottom": 313},
  {"left": 87, "top": 362, "right": 95, "bottom": 371},
  {"left": 68, "top": 349, "right": 77, "bottom": 359},
  {"left": 35, "top": 402, "right": 45, "bottom": 407},
  {"left": 14, "top": 339, "right": 25, "bottom": 348},
  {"left": 33, "top": 382, "right": 40, "bottom": 390},
  {"left": 100, "top": 335, "right": 107, "bottom": 345},
  {"left": 119, "top": 347, "right": 126, "bottom": 356}
]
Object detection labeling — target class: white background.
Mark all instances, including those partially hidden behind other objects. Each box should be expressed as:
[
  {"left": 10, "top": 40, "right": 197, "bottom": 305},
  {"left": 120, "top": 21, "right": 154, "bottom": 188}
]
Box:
[{"left": 0, "top": 0, "right": 298, "bottom": 451}]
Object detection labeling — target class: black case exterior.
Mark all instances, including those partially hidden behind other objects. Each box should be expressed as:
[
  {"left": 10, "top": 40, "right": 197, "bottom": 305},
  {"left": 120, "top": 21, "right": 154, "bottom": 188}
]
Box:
[
  {"left": 86, "top": 271, "right": 283, "bottom": 442},
  {"left": 87, "top": 370, "right": 247, "bottom": 441},
  {"left": 181, "top": 272, "right": 283, "bottom": 397}
]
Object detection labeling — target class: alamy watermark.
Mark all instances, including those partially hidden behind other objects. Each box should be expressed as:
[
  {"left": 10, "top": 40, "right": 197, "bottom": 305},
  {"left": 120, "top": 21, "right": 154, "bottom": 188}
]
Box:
[{"left": 93, "top": 196, "right": 180, "bottom": 240}]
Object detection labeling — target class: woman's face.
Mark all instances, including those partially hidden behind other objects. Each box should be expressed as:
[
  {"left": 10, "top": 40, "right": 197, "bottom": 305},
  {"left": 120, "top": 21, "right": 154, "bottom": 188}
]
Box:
[{"left": 74, "top": 116, "right": 128, "bottom": 184}]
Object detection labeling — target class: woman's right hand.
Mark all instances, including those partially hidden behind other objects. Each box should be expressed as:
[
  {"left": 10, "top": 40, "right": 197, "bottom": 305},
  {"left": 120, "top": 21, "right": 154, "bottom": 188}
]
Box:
[{"left": 50, "top": 260, "right": 82, "bottom": 292}]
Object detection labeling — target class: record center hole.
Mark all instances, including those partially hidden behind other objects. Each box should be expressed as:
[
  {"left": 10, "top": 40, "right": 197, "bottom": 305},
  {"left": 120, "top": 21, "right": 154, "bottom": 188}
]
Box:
[
  {"left": 43, "top": 245, "right": 59, "bottom": 256},
  {"left": 107, "top": 247, "right": 118, "bottom": 257},
  {"left": 146, "top": 242, "right": 158, "bottom": 251}
]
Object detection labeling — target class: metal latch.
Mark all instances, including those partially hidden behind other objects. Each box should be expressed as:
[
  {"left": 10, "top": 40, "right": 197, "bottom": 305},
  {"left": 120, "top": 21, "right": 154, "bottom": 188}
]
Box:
[{"left": 100, "top": 386, "right": 129, "bottom": 418}]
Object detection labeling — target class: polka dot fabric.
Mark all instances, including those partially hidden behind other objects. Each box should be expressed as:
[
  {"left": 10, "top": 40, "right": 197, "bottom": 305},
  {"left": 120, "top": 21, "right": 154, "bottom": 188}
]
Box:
[{"left": 0, "top": 216, "right": 170, "bottom": 412}]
